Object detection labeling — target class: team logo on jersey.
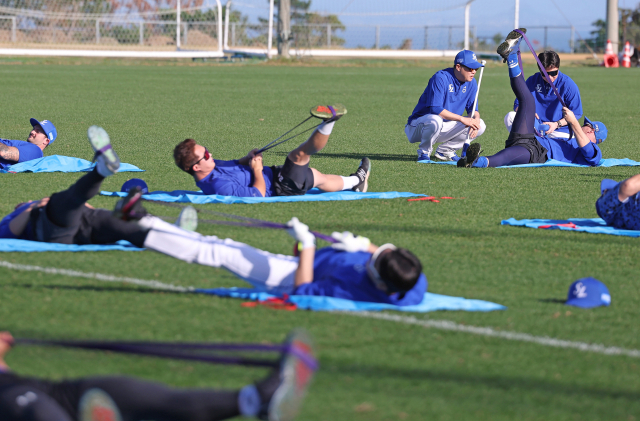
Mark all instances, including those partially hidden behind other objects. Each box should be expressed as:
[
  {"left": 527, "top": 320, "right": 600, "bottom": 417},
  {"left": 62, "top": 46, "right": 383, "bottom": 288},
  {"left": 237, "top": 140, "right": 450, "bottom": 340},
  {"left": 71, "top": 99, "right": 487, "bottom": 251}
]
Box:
[
  {"left": 462, "top": 86, "right": 467, "bottom": 93},
  {"left": 449, "top": 84, "right": 454, "bottom": 92},
  {"left": 573, "top": 282, "right": 588, "bottom": 298},
  {"left": 536, "top": 84, "right": 542, "bottom": 93}
]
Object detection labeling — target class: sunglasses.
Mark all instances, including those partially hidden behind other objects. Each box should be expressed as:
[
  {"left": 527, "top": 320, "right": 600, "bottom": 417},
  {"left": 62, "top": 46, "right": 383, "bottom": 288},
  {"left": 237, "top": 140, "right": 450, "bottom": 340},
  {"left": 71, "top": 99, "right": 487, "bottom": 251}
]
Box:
[
  {"left": 189, "top": 147, "right": 210, "bottom": 171},
  {"left": 541, "top": 70, "right": 559, "bottom": 77},
  {"left": 460, "top": 64, "right": 475, "bottom": 72}
]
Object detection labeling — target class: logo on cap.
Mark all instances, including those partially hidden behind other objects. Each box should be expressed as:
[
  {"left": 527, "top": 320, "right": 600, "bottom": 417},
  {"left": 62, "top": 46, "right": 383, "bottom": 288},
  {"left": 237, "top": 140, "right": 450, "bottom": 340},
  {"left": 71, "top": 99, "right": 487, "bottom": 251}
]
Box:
[
  {"left": 472, "top": 53, "right": 477, "bottom": 60},
  {"left": 574, "top": 282, "right": 588, "bottom": 298}
]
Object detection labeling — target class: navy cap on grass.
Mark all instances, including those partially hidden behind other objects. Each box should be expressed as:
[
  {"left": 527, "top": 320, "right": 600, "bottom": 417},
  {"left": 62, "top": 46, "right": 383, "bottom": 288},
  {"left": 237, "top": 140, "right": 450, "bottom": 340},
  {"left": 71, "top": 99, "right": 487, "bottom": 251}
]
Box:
[
  {"left": 121, "top": 178, "right": 149, "bottom": 194},
  {"left": 565, "top": 277, "right": 611, "bottom": 309}
]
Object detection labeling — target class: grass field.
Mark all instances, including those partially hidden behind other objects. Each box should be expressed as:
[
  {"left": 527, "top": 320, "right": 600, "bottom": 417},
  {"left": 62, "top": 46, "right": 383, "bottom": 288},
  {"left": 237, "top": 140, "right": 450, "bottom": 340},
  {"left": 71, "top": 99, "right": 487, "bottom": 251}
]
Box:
[{"left": 1, "top": 56, "right": 640, "bottom": 420}]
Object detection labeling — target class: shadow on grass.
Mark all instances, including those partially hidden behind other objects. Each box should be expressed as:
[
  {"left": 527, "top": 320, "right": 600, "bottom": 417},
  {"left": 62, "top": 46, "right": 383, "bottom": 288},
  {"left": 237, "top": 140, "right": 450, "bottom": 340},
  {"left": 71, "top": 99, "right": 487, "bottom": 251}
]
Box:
[
  {"left": 323, "top": 363, "right": 640, "bottom": 401},
  {"left": 271, "top": 151, "right": 418, "bottom": 162},
  {"left": 5, "top": 283, "right": 183, "bottom": 295},
  {"left": 538, "top": 298, "right": 567, "bottom": 304}
]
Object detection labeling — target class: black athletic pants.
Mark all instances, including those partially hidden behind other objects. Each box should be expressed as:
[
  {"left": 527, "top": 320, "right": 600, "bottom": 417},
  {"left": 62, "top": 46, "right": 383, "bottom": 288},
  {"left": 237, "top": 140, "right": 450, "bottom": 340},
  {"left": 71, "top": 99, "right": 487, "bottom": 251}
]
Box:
[
  {"left": 31, "top": 169, "right": 148, "bottom": 247},
  {"left": 0, "top": 376, "right": 240, "bottom": 421}
]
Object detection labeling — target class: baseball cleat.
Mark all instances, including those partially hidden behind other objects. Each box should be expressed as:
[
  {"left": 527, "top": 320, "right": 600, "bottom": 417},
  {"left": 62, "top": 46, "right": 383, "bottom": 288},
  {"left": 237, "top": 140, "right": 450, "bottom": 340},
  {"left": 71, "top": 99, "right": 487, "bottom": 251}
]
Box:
[
  {"left": 256, "top": 330, "right": 317, "bottom": 421},
  {"left": 432, "top": 151, "right": 461, "bottom": 162},
  {"left": 175, "top": 205, "right": 198, "bottom": 232},
  {"left": 497, "top": 28, "right": 527, "bottom": 62},
  {"left": 88, "top": 125, "right": 120, "bottom": 177},
  {"left": 310, "top": 104, "right": 347, "bottom": 122},
  {"left": 417, "top": 152, "right": 430, "bottom": 162},
  {"left": 351, "top": 157, "right": 371, "bottom": 193},
  {"left": 78, "top": 388, "right": 123, "bottom": 421},
  {"left": 457, "top": 143, "right": 482, "bottom": 168},
  {"left": 113, "top": 186, "right": 148, "bottom": 221},
  {"left": 471, "top": 156, "right": 489, "bottom": 168}
]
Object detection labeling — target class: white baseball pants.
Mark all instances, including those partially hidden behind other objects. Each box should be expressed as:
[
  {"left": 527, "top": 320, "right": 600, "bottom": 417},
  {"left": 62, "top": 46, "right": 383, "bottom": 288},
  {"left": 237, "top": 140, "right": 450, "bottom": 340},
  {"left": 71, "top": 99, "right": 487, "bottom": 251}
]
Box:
[
  {"left": 405, "top": 114, "right": 486, "bottom": 158},
  {"left": 504, "top": 111, "right": 570, "bottom": 139}
]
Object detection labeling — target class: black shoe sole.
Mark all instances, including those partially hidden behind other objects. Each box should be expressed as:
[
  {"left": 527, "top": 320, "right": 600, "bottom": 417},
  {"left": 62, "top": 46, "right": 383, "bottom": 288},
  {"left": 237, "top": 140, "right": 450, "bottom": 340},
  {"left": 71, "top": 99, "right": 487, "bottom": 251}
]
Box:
[
  {"left": 497, "top": 28, "right": 527, "bottom": 62},
  {"left": 457, "top": 143, "right": 482, "bottom": 168}
]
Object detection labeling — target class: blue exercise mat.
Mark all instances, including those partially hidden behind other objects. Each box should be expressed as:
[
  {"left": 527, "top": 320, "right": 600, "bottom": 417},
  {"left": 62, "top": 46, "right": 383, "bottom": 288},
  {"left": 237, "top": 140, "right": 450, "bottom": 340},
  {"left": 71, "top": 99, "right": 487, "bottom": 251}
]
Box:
[
  {"left": 0, "top": 239, "right": 143, "bottom": 252},
  {"left": 195, "top": 287, "right": 506, "bottom": 312},
  {"left": 1, "top": 155, "right": 144, "bottom": 173},
  {"left": 418, "top": 158, "right": 640, "bottom": 168},
  {"left": 100, "top": 188, "right": 425, "bottom": 204},
  {"left": 502, "top": 218, "right": 640, "bottom": 237}
]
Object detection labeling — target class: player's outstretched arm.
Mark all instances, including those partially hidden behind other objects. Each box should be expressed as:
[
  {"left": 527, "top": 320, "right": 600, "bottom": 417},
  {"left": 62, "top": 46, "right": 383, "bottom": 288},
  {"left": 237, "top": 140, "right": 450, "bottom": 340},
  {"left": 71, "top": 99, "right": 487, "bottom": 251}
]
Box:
[
  {"left": 562, "top": 107, "right": 591, "bottom": 148},
  {"left": 0, "top": 143, "right": 20, "bottom": 163},
  {"left": 438, "top": 109, "right": 480, "bottom": 130},
  {"left": 287, "top": 217, "right": 316, "bottom": 286}
]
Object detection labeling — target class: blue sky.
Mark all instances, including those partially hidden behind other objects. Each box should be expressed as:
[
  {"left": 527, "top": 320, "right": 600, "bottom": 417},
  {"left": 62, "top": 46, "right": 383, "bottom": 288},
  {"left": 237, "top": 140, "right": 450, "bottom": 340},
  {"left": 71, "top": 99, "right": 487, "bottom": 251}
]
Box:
[{"left": 218, "top": 0, "right": 625, "bottom": 50}]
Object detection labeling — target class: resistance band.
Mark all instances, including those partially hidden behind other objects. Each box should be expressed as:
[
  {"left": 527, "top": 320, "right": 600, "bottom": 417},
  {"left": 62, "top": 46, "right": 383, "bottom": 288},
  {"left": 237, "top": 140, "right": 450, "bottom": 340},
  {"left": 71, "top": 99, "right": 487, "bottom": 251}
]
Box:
[
  {"left": 15, "top": 338, "right": 319, "bottom": 370},
  {"left": 258, "top": 116, "right": 323, "bottom": 153}
]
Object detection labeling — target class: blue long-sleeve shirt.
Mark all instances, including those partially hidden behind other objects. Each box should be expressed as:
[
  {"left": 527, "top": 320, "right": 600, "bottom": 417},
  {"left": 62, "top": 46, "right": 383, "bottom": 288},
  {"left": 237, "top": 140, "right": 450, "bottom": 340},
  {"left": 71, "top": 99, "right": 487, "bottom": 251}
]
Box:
[
  {"left": 536, "top": 135, "right": 601, "bottom": 166},
  {"left": 293, "top": 248, "right": 427, "bottom": 306},
  {"left": 514, "top": 72, "right": 582, "bottom": 138},
  {"left": 407, "top": 67, "right": 479, "bottom": 125},
  {"left": 195, "top": 159, "right": 276, "bottom": 197},
  {"left": 0, "top": 202, "right": 34, "bottom": 240}
]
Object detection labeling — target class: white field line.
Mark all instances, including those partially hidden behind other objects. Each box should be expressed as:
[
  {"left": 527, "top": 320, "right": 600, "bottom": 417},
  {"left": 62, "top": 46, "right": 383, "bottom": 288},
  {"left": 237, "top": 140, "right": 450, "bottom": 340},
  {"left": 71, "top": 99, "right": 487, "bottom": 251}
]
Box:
[
  {"left": 0, "top": 260, "right": 193, "bottom": 293},
  {"left": 2, "top": 260, "right": 639, "bottom": 359},
  {"left": 347, "top": 312, "right": 640, "bottom": 359}
]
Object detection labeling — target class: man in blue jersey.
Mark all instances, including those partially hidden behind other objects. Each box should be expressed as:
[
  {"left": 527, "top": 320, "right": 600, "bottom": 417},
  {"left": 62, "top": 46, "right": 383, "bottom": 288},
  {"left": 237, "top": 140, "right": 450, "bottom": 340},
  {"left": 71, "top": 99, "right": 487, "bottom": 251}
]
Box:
[
  {"left": 0, "top": 118, "right": 57, "bottom": 170},
  {"left": 504, "top": 50, "right": 582, "bottom": 140},
  {"left": 140, "top": 215, "right": 427, "bottom": 306},
  {"left": 173, "top": 104, "right": 371, "bottom": 197},
  {"left": 596, "top": 175, "right": 640, "bottom": 231},
  {"left": 457, "top": 29, "right": 607, "bottom": 168},
  {"left": 405, "top": 49, "right": 486, "bottom": 161}
]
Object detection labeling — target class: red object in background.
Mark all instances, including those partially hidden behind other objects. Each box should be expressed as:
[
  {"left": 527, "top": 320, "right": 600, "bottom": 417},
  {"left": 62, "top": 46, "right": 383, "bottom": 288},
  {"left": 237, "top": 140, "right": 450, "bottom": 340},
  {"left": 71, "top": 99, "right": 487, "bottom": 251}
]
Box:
[
  {"left": 604, "top": 54, "right": 619, "bottom": 68},
  {"left": 622, "top": 41, "right": 632, "bottom": 68},
  {"left": 241, "top": 294, "right": 297, "bottom": 311},
  {"left": 407, "top": 196, "right": 464, "bottom": 203}
]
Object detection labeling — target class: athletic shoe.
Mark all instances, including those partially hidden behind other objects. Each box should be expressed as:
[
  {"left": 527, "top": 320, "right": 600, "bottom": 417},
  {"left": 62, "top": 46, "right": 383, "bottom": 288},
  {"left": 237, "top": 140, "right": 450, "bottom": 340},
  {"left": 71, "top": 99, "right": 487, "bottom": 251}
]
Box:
[
  {"left": 257, "top": 330, "right": 317, "bottom": 421},
  {"left": 88, "top": 125, "right": 120, "bottom": 177},
  {"left": 471, "top": 156, "right": 489, "bottom": 168},
  {"left": 457, "top": 143, "right": 482, "bottom": 168},
  {"left": 417, "top": 152, "right": 430, "bottom": 162},
  {"left": 310, "top": 104, "right": 347, "bottom": 122},
  {"left": 113, "top": 186, "right": 148, "bottom": 221},
  {"left": 78, "top": 388, "right": 123, "bottom": 421},
  {"left": 351, "top": 157, "right": 371, "bottom": 193},
  {"left": 496, "top": 28, "right": 527, "bottom": 62},
  {"left": 175, "top": 205, "right": 198, "bottom": 232},
  {"left": 432, "top": 151, "right": 461, "bottom": 162}
]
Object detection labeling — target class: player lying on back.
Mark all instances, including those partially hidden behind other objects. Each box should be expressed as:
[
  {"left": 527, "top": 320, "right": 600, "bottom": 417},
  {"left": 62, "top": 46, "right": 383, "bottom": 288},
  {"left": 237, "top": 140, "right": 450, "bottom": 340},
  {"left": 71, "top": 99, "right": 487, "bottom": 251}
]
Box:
[
  {"left": 173, "top": 104, "right": 371, "bottom": 197},
  {"left": 0, "top": 330, "right": 315, "bottom": 421},
  {"left": 0, "top": 126, "right": 425, "bottom": 307},
  {"left": 457, "top": 29, "right": 607, "bottom": 168},
  {"left": 596, "top": 175, "right": 640, "bottom": 231},
  {"left": 0, "top": 118, "right": 57, "bottom": 170}
]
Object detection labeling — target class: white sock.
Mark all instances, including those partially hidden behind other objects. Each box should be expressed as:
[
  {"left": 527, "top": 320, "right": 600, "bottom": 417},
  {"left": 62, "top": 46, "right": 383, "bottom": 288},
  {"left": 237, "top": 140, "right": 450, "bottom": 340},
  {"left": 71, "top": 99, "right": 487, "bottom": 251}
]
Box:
[
  {"left": 317, "top": 121, "right": 335, "bottom": 135},
  {"left": 341, "top": 175, "right": 360, "bottom": 190},
  {"left": 238, "top": 385, "right": 261, "bottom": 417}
]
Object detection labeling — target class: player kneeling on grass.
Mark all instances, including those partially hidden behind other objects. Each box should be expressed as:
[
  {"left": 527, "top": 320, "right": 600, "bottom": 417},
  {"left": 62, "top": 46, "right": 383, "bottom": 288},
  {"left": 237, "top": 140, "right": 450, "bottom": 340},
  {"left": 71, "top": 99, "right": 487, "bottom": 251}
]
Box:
[
  {"left": 596, "top": 175, "right": 640, "bottom": 231},
  {"left": 139, "top": 214, "right": 427, "bottom": 306},
  {"left": 173, "top": 104, "right": 371, "bottom": 198},
  {"left": 457, "top": 29, "right": 607, "bottom": 169},
  {"left": 0, "top": 331, "right": 315, "bottom": 421}
]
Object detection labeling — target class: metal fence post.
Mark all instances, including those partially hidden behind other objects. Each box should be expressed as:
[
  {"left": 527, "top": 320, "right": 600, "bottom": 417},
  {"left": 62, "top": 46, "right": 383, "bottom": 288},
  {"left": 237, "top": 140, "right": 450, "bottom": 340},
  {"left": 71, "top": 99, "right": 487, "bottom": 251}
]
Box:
[
  {"left": 96, "top": 19, "right": 100, "bottom": 44},
  {"left": 448, "top": 26, "right": 452, "bottom": 49},
  {"left": 424, "top": 26, "right": 428, "bottom": 49},
  {"left": 11, "top": 17, "right": 16, "bottom": 42},
  {"left": 375, "top": 25, "right": 380, "bottom": 49},
  {"left": 139, "top": 21, "right": 143, "bottom": 45},
  {"left": 326, "top": 23, "right": 331, "bottom": 47},
  {"left": 570, "top": 26, "right": 575, "bottom": 52},
  {"left": 183, "top": 23, "right": 188, "bottom": 46},
  {"left": 544, "top": 26, "right": 548, "bottom": 49},
  {"left": 232, "top": 22, "right": 235, "bottom": 46}
]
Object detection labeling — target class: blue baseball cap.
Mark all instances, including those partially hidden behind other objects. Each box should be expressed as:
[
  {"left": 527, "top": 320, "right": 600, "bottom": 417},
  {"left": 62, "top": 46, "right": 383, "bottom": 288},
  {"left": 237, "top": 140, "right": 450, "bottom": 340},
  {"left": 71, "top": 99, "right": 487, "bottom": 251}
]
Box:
[
  {"left": 121, "top": 178, "right": 149, "bottom": 194},
  {"left": 30, "top": 118, "right": 57, "bottom": 143},
  {"left": 565, "top": 277, "right": 611, "bottom": 308},
  {"left": 583, "top": 117, "right": 607, "bottom": 144},
  {"left": 600, "top": 178, "right": 619, "bottom": 194},
  {"left": 454, "top": 50, "right": 484, "bottom": 70}
]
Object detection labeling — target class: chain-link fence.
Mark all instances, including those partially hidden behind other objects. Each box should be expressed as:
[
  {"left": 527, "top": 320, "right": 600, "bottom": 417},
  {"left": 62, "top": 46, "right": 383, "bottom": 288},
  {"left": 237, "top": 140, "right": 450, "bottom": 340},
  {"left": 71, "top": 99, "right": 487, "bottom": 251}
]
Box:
[{"left": 0, "top": 15, "right": 220, "bottom": 50}]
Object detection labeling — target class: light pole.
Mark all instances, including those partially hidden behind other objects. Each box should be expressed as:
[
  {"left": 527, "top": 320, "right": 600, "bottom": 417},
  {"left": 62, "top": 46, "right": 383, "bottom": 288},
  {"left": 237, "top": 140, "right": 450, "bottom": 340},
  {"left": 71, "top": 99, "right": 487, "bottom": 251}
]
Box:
[
  {"left": 514, "top": 0, "right": 519, "bottom": 29},
  {"left": 464, "top": 0, "right": 475, "bottom": 50},
  {"left": 606, "top": 0, "right": 619, "bottom": 53}
]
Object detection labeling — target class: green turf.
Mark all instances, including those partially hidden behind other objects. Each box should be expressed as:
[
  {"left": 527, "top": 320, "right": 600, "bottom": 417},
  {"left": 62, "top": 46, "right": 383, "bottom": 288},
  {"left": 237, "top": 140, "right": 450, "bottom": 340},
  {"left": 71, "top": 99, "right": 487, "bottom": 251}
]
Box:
[{"left": 1, "top": 58, "right": 640, "bottom": 420}]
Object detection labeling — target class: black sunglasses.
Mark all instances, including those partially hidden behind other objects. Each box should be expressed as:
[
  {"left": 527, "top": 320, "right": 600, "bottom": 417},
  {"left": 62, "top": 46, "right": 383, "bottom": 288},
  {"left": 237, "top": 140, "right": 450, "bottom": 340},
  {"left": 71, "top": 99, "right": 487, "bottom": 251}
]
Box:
[
  {"left": 189, "top": 147, "right": 211, "bottom": 171},
  {"left": 541, "top": 70, "right": 559, "bottom": 77},
  {"left": 460, "top": 64, "right": 475, "bottom": 72}
]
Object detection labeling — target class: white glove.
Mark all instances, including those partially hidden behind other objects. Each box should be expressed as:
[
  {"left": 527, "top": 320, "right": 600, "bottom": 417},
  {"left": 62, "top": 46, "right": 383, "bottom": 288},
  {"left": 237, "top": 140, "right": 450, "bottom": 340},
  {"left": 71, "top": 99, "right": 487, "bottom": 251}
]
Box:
[
  {"left": 286, "top": 217, "right": 316, "bottom": 250},
  {"left": 331, "top": 231, "right": 371, "bottom": 252}
]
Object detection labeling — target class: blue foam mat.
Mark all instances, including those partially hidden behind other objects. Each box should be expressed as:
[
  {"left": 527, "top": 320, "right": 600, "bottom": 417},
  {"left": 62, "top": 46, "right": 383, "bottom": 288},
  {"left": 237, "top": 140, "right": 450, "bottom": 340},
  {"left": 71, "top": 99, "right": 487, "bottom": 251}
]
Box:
[
  {"left": 0, "top": 239, "right": 143, "bottom": 252},
  {"left": 502, "top": 218, "right": 640, "bottom": 237},
  {"left": 1, "top": 155, "right": 144, "bottom": 173},
  {"left": 195, "top": 287, "right": 506, "bottom": 312},
  {"left": 418, "top": 158, "right": 640, "bottom": 168},
  {"left": 100, "top": 188, "right": 425, "bottom": 204}
]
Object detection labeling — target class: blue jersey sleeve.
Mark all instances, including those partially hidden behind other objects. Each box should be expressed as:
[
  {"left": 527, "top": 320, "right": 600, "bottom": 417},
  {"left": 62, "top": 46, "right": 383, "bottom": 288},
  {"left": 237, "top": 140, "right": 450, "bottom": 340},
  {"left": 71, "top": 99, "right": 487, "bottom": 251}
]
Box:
[
  {"left": 563, "top": 79, "right": 583, "bottom": 120},
  {"left": 579, "top": 142, "right": 602, "bottom": 166},
  {"left": 424, "top": 73, "right": 449, "bottom": 116}
]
